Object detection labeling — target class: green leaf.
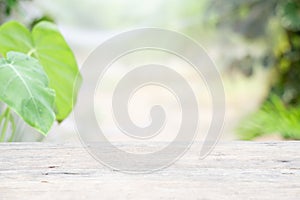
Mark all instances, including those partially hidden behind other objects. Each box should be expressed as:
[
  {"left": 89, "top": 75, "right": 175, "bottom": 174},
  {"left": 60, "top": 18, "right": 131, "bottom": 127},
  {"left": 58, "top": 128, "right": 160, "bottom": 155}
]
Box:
[
  {"left": 0, "top": 21, "right": 82, "bottom": 121},
  {"left": 0, "top": 52, "right": 56, "bottom": 135}
]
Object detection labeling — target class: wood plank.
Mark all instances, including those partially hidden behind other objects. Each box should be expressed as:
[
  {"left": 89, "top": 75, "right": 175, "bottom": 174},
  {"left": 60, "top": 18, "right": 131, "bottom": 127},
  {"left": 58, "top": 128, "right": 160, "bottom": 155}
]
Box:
[{"left": 0, "top": 142, "right": 299, "bottom": 200}]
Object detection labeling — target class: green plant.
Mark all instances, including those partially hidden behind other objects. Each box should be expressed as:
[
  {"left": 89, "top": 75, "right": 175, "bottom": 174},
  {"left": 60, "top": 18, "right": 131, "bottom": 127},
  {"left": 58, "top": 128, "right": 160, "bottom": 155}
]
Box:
[
  {"left": 208, "top": 0, "right": 300, "bottom": 140},
  {"left": 237, "top": 95, "right": 300, "bottom": 140},
  {"left": 0, "top": 21, "right": 81, "bottom": 141}
]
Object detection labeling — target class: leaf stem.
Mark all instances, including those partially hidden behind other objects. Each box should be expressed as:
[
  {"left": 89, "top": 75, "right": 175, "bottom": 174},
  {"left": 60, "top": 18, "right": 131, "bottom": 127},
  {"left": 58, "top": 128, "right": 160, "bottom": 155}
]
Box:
[
  {"left": 8, "top": 113, "right": 16, "bottom": 142},
  {"left": 0, "top": 107, "right": 11, "bottom": 142},
  {"left": 27, "top": 48, "right": 37, "bottom": 57}
]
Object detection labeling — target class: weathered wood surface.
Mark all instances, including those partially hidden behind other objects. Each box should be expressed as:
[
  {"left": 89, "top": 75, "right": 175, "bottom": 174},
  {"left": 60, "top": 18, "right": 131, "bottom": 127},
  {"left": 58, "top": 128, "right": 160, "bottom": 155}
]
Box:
[{"left": 0, "top": 142, "right": 299, "bottom": 200}]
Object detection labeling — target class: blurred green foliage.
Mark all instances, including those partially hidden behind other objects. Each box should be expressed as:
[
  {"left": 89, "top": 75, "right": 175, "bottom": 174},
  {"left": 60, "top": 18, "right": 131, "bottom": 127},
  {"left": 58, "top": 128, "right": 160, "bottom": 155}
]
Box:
[
  {"left": 209, "top": 0, "right": 300, "bottom": 140},
  {"left": 33, "top": 0, "right": 208, "bottom": 35},
  {"left": 0, "top": 0, "right": 54, "bottom": 28},
  {"left": 0, "top": 0, "right": 18, "bottom": 23},
  {"left": 0, "top": 0, "right": 18, "bottom": 15}
]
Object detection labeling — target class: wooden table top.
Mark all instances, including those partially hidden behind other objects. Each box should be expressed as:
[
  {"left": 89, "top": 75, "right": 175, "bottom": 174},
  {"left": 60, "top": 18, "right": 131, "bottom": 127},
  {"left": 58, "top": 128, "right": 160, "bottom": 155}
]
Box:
[{"left": 0, "top": 142, "right": 299, "bottom": 200}]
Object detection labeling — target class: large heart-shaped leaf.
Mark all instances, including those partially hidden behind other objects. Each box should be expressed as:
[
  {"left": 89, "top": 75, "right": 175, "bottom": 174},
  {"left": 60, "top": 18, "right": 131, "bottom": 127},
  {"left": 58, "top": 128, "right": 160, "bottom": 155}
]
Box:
[
  {"left": 0, "top": 21, "right": 82, "bottom": 121},
  {"left": 0, "top": 52, "right": 56, "bottom": 134}
]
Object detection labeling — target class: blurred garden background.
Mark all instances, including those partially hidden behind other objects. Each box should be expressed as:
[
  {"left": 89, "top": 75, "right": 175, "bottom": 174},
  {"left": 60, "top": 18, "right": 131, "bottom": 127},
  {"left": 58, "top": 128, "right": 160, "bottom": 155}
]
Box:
[{"left": 1, "top": 0, "right": 300, "bottom": 142}]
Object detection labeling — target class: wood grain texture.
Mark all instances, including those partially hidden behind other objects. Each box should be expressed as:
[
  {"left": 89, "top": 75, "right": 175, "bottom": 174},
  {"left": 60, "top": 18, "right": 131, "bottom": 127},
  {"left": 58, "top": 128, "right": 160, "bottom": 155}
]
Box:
[{"left": 0, "top": 142, "right": 299, "bottom": 200}]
